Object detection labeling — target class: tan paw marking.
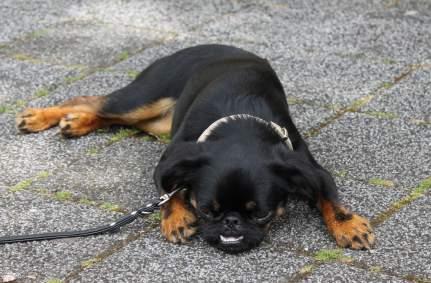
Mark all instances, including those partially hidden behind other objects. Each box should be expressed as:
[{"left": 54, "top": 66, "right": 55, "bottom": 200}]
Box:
[
  {"left": 16, "top": 108, "right": 60, "bottom": 133},
  {"left": 59, "top": 112, "right": 100, "bottom": 137},
  {"left": 331, "top": 213, "right": 375, "bottom": 250},
  {"left": 321, "top": 200, "right": 375, "bottom": 250},
  {"left": 160, "top": 196, "right": 197, "bottom": 243}
]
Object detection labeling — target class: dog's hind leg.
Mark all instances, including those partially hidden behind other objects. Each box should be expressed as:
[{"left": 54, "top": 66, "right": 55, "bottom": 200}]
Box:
[
  {"left": 16, "top": 96, "right": 107, "bottom": 136},
  {"left": 133, "top": 108, "right": 174, "bottom": 136},
  {"left": 16, "top": 92, "right": 176, "bottom": 138}
]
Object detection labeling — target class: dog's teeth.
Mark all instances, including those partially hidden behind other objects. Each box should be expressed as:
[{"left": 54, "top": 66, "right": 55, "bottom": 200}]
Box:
[{"left": 220, "top": 235, "right": 244, "bottom": 243}]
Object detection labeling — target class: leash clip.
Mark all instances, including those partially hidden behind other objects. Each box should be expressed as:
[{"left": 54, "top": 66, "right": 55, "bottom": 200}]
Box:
[{"left": 157, "top": 187, "right": 183, "bottom": 206}]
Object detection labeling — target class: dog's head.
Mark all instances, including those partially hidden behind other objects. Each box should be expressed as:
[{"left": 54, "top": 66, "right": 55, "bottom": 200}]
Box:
[{"left": 154, "top": 123, "right": 322, "bottom": 253}]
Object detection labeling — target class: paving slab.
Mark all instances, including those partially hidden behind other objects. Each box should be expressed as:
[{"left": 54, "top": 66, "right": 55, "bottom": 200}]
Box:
[
  {"left": 198, "top": 2, "right": 431, "bottom": 63},
  {"left": 345, "top": 194, "right": 431, "bottom": 279},
  {"left": 362, "top": 66, "right": 431, "bottom": 122},
  {"left": 71, "top": 229, "right": 310, "bottom": 283},
  {"left": 3, "top": 21, "right": 171, "bottom": 68},
  {"left": 301, "top": 263, "right": 409, "bottom": 283},
  {"left": 1, "top": 20, "right": 170, "bottom": 69},
  {"left": 0, "top": 187, "right": 134, "bottom": 283},
  {"left": 268, "top": 177, "right": 407, "bottom": 252},
  {"left": 0, "top": 55, "right": 78, "bottom": 105},
  {"left": 0, "top": 112, "right": 111, "bottom": 187},
  {"left": 309, "top": 112, "right": 431, "bottom": 189},
  {"left": 194, "top": 8, "right": 407, "bottom": 107},
  {"left": 35, "top": 138, "right": 166, "bottom": 209},
  {"left": 0, "top": 0, "right": 74, "bottom": 44},
  {"left": 69, "top": 0, "right": 254, "bottom": 34}
]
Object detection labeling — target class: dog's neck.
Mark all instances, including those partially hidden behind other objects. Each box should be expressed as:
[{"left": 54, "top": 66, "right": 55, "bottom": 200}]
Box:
[{"left": 196, "top": 114, "right": 293, "bottom": 150}]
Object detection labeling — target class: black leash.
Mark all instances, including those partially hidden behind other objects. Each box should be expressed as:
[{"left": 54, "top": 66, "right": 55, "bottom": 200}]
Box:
[{"left": 0, "top": 188, "right": 182, "bottom": 245}]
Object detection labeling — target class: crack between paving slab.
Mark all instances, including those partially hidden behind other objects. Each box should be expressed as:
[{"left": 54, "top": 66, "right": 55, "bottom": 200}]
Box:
[
  {"left": 283, "top": 249, "right": 426, "bottom": 283},
  {"left": 5, "top": 171, "right": 130, "bottom": 216},
  {"left": 303, "top": 63, "right": 423, "bottom": 139},
  {"left": 371, "top": 176, "right": 431, "bottom": 227},
  {"left": 268, "top": 223, "right": 430, "bottom": 282},
  {"left": 63, "top": 223, "right": 159, "bottom": 282},
  {"left": 0, "top": 29, "right": 178, "bottom": 114},
  {"left": 334, "top": 257, "right": 431, "bottom": 283}
]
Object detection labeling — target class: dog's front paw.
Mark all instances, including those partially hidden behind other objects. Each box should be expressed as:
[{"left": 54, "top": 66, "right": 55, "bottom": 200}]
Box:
[
  {"left": 160, "top": 196, "right": 197, "bottom": 243},
  {"left": 331, "top": 213, "right": 375, "bottom": 250},
  {"left": 321, "top": 200, "right": 375, "bottom": 250},
  {"left": 16, "top": 108, "right": 59, "bottom": 133}
]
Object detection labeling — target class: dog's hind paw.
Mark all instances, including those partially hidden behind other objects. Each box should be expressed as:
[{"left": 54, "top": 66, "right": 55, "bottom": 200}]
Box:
[
  {"left": 59, "top": 112, "right": 101, "bottom": 138},
  {"left": 16, "top": 108, "right": 60, "bottom": 133}
]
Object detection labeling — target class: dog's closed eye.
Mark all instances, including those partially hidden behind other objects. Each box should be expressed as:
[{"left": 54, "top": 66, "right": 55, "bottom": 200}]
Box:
[
  {"left": 251, "top": 211, "right": 274, "bottom": 225},
  {"left": 198, "top": 207, "right": 224, "bottom": 221}
]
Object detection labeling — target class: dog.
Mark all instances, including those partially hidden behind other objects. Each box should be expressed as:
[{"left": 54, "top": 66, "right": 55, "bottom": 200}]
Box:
[{"left": 16, "top": 44, "right": 375, "bottom": 253}]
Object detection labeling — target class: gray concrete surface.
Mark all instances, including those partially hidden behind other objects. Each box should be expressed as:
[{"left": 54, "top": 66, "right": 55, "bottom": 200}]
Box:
[{"left": 0, "top": 0, "right": 430, "bottom": 282}]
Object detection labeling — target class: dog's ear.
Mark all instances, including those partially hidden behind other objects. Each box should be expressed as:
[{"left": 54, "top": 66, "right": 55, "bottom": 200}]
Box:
[
  {"left": 154, "top": 141, "right": 209, "bottom": 193},
  {"left": 269, "top": 161, "right": 338, "bottom": 201}
]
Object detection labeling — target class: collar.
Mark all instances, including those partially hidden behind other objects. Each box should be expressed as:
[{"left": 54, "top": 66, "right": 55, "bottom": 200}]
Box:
[{"left": 196, "top": 114, "right": 293, "bottom": 150}]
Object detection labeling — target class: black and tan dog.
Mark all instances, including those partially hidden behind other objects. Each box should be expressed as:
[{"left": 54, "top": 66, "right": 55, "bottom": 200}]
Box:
[{"left": 16, "top": 44, "right": 375, "bottom": 253}]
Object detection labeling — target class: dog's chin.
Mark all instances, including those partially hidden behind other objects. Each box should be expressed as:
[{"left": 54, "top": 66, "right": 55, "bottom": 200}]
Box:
[{"left": 200, "top": 222, "right": 266, "bottom": 254}]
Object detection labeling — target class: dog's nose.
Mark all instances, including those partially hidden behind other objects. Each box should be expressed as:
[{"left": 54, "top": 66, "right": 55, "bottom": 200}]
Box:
[{"left": 223, "top": 215, "right": 241, "bottom": 229}]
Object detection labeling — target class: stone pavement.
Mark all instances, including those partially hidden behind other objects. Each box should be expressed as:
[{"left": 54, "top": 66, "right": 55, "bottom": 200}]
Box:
[{"left": 0, "top": 0, "right": 430, "bottom": 282}]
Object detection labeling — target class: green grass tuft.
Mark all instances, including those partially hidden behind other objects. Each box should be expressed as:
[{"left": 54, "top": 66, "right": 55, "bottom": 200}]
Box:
[
  {"left": 382, "top": 58, "right": 397, "bottom": 65},
  {"left": 109, "top": 128, "right": 139, "bottom": 143},
  {"left": 64, "top": 73, "right": 86, "bottom": 85},
  {"left": 46, "top": 279, "right": 63, "bottom": 283},
  {"left": 334, "top": 170, "right": 348, "bottom": 178},
  {"left": 348, "top": 95, "right": 374, "bottom": 112},
  {"left": 314, "top": 249, "right": 349, "bottom": 262},
  {"left": 298, "top": 264, "right": 314, "bottom": 274},
  {"left": 13, "top": 53, "right": 35, "bottom": 61},
  {"left": 15, "top": 99, "right": 27, "bottom": 108},
  {"left": 81, "top": 257, "right": 102, "bottom": 269},
  {"left": 36, "top": 171, "right": 50, "bottom": 180},
  {"left": 369, "top": 178, "right": 395, "bottom": 188},
  {"left": 157, "top": 133, "right": 171, "bottom": 143},
  {"left": 380, "top": 81, "right": 394, "bottom": 89},
  {"left": 410, "top": 118, "right": 431, "bottom": 126},
  {"left": 1, "top": 103, "right": 23, "bottom": 114},
  {"left": 35, "top": 88, "right": 50, "bottom": 98},
  {"left": 127, "top": 70, "right": 140, "bottom": 79},
  {"left": 79, "top": 198, "right": 97, "bottom": 206},
  {"left": 141, "top": 135, "right": 155, "bottom": 142},
  {"left": 28, "top": 29, "right": 48, "bottom": 38},
  {"left": 9, "top": 179, "right": 33, "bottom": 192},
  {"left": 369, "top": 266, "right": 382, "bottom": 273},
  {"left": 54, "top": 191, "right": 73, "bottom": 201},
  {"left": 86, "top": 147, "right": 100, "bottom": 155},
  {"left": 99, "top": 202, "right": 122, "bottom": 213},
  {"left": 364, "top": 111, "right": 398, "bottom": 120},
  {"left": 287, "top": 97, "right": 305, "bottom": 105},
  {"left": 148, "top": 211, "right": 161, "bottom": 223},
  {"left": 412, "top": 176, "right": 431, "bottom": 195},
  {"left": 117, "top": 51, "right": 129, "bottom": 61},
  {"left": 35, "top": 188, "right": 50, "bottom": 195}
]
